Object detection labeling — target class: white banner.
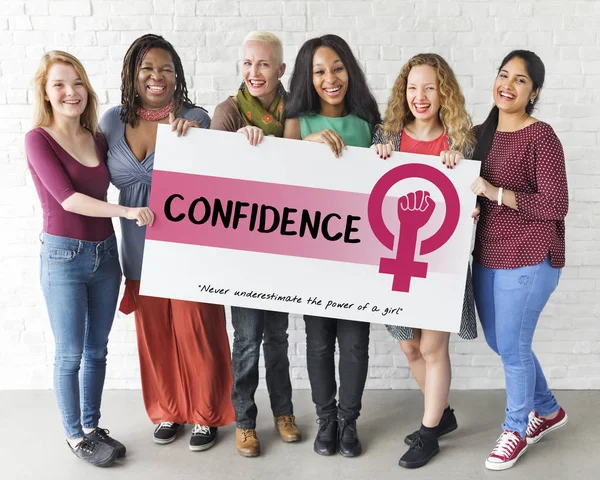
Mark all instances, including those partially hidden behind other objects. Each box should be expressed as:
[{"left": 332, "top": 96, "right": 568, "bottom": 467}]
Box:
[{"left": 140, "top": 126, "right": 480, "bottom": 331}]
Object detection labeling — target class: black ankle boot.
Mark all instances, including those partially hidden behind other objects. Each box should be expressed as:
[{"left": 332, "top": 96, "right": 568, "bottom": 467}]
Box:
[
  {"left": 338, "top": 417, "right": 362, "bottom": 457},
  {"left": 404, "top": 407, "right": 458, "bottom": 445},
  {"left": 399, "top": 432, "right": 440, "bottom": 469},
  {"left": 314, "top": 416, "right": 338, "bottom": 456}
]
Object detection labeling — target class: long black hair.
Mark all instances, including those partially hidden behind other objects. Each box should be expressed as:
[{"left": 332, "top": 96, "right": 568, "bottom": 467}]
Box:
[
  {"left": 473, "top": 50, "right": 545, "bottom": 163},
  {"left": 284, "top": 34, "right": 381, "bottom": 129},
  {"left": 120, "top": 34, "right": 197, "bottom": 127}
]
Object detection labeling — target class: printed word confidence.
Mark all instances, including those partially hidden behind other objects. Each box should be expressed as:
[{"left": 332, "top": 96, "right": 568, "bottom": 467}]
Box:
[{"left": 164, "top": 194, "right": 362, "bottom": 243}]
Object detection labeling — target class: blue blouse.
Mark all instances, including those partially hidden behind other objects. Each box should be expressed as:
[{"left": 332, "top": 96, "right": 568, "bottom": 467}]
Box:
[{"left": 100, "top": 106, "right": 210, "bottom": 280}]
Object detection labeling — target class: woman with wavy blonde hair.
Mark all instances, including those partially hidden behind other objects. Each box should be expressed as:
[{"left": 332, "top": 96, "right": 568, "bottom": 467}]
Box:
[{"left": 372, "top": 53, "right": 477, "bottom": 469}]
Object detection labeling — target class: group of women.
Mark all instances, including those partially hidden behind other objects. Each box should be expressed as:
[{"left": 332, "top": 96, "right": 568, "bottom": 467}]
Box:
[{"left": 26, "top": 30, "right": 568, "bottom": 472}]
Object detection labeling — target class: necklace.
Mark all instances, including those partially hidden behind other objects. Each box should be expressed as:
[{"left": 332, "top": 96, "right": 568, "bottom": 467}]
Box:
[{"left": 136, "top": 101, "right": 174, "bottom": 122}]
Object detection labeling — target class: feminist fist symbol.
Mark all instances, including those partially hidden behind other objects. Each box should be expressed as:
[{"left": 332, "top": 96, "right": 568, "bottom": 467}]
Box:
[
  {"left": 368, "top": 163, "right": 461, "bottom": 293},
  {"left": 379, "top": 191, "right": 435, "bottom": 292}
]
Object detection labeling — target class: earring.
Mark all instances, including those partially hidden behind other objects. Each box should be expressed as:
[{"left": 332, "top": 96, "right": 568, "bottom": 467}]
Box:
[{"left": 530, "top": 98, "right": 534, "bottom": 105}]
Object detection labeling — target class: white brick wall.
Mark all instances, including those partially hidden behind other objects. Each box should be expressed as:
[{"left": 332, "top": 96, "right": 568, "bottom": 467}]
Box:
[{"left": 1, "top": 0, "right": 599, "bottom": 390}]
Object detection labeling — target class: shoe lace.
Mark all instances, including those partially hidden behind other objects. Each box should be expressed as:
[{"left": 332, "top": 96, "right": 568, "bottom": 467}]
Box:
[
  {"left": 316, "top": 416, "right": 336, "bottom": 429},
  {"left": 192, "top": 424, "right": 211, "bottom": 435},
  {"left": 278, "top": 415, "right": 296, "bottom": 428},
  {"left": 408, "top": 434, "right": 425, "bottom": 451},
  {"left": 338, "top": 417, "right": 357, "bottom": 441},
  {"left": 240, "top": 429, "right": 257, "bottom": 441},
  {"left": 526, "top": 414, "right": 544, "bottom": 436},
  {"left": 92, "top": 428, "right": 111, "bottom": 440},
  {"left": 316, "top": 417, "right": 337, "bottom": 441},
  {"left": 490, "top": 431, "right": 521, "bottom": 459},
  {"left": 77, "top": 438, "right": 97, "bottom": 454},
  {"left": 158, "top": 421, "right": 175, "bottom": 430}
]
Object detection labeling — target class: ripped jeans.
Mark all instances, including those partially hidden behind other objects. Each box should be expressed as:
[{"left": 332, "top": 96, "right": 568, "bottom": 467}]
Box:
[{"left": 472, "top": 256, "right": 561, "bottom": 437}]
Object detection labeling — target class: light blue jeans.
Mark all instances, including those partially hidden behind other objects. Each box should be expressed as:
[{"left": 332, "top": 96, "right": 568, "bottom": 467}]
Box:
[
  {"left": 472, "top": 256, "right": 561, "bottom": 437},
  {"left": 40, "top": 233, "right": 121, "bottom": 439}
]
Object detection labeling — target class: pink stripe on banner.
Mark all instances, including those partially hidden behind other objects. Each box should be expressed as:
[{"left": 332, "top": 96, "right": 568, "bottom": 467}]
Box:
[{"left": 146, "top": 171, "right": 461, "bottom": 274}]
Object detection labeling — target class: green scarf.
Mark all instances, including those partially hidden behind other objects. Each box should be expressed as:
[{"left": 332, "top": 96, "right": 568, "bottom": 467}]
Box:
[{"left": 236, "top": 81, "right": 287, "bottom": 137}]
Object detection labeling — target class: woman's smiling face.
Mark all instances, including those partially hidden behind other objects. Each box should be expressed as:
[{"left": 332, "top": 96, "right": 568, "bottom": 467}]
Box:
[
  {"left": 136, "top": 48, "right": 176, "bottom": 109},
  {"left": 493, "top": 56, "right": 538, "bottom": 115},
  {"left": 405, "top": 65, "right": 441, "bottom": 123},
  {"left": 312, "top": 46, "right": 349, "bottom": 110}
]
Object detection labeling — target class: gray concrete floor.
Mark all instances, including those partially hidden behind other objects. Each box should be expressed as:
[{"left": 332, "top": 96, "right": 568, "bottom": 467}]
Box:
[{"left": 0, "top": 390, "right": 596, "bottom": 480}]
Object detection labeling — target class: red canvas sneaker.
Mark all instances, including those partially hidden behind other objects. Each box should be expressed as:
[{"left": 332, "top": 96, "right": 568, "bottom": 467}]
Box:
[
  {"left": 526, "top": 407, "right": 568, "bottom": 444},
  {"left": 485, "top": 430, "right": 528, "bottom": 471}
]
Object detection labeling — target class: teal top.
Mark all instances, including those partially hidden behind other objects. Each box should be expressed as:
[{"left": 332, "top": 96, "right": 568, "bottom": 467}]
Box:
[{"left": 299, "top": 113, "right": 372, "bottom": 148}]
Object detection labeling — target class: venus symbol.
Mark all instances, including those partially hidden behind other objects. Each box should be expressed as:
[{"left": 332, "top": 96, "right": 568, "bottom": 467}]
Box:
[{"left": 367, "top": 164, "right": 461, "bottom": 293}]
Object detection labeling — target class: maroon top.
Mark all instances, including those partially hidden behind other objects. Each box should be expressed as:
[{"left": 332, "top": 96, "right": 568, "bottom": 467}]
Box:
[
  {"left": 26, "top": 128, "right": 114, "bottom": 242},
  {"left": 473, "top": 121, "right": 568, "bottom": 269}
]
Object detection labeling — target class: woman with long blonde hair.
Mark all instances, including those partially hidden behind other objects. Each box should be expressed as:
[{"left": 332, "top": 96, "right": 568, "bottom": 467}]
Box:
[
  {"left": 372, "top": 53, "right": 477, "bottom": 469},
  {"left": 26, "top": 51, "right": 153, "bottom": 467}
]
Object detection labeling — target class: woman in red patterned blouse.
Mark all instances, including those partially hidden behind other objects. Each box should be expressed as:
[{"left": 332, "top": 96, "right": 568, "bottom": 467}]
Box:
[{"left": 469, "top": 50, "right": 569, "bottom": 471}]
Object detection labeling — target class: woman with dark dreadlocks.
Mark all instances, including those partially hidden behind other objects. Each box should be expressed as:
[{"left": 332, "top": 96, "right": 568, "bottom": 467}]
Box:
[{"left": 100, "top": 34, "right": 234, "bottom": 451}]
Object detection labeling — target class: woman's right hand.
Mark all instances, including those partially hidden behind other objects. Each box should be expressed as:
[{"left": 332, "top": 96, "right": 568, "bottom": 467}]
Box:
[
  {"left": 237, "top": 126, "right": 264, "bottom": 146},
  {"left": 471, "top": 202, "right": 481, "bottom": 224},
  {"left": 125, "top": 207, "right": 154, "bottom": 227},
  {"left": 304, "top": 129, "right": 346, "bottom": 157},
  {"left": 371, "top": 143, "right": 393, "bottom": 159}
]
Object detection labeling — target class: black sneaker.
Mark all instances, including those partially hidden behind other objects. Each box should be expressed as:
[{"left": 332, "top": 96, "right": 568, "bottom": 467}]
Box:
[
  {"left": 314, "top": 416, "right": 337, "bottom": 456},
  {"left": 399, "top": 433, "right": 440, "bottom": 469},
  {"left": 189, "top": 425, "right": 218, "bottom": 451},
  {"left": 404, "top": 407, "right": 457, "bottom": 446},
  {"left": 84, "top": 428, "right": 126, "bottom": 458},
  {"left": 153, "top": 422, "right": 184, "bottom": 444},
  {"left": 67, "top": 438, "right": 117, "bottom": 467},
  {"left": 338, "top": 417, "right": 362, "bottom": 458}
]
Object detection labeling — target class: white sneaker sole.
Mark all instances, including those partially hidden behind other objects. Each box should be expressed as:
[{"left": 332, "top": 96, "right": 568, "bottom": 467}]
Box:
[
  {"left": 153, "top": 436, "right": 178, "bottom": 445},
  {"left": 189, "top": 438, "right": 216, "bottom": 451},
  {"left": 527, "top": 414, "right": 568, "bottom": 445},
  {"left": 153, "top": 425, "right": 184, "bottom": 444},
  {"left": 485, "top": 444, "right": 528, "bottom": 471}
]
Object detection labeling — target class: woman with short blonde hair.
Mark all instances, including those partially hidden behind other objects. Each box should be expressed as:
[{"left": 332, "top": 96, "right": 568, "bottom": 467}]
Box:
[{"left": 211, "top": 31, "right": 301, "bottom": 458}]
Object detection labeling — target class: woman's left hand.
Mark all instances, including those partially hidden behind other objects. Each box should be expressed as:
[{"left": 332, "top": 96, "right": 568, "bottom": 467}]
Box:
[
  {"left": 471, "top": 176, "right": 499, "bottom": 202},
  {"left": 237, "top": 126, "right": 264, "bottom": 146},
  {"left": 170, "top": 112, "right": 200, "bottom": 137}
]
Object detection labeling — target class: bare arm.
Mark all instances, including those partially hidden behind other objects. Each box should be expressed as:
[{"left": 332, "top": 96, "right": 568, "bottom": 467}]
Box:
[
  {"left": 61, "top": 193, "right": 153, "bottom": 226},
  {"left": 283, "top": 118, "right": 301, "bottom": 140}
]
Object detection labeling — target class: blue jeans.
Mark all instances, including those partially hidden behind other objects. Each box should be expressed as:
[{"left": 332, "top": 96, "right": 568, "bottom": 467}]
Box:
[
  {"left": 472, "top": 257, "right": 561, "bottom": 437},
  {"left": 40, "top": 233, "right": 121, "bottom": 439},
  {"left": 231, "top": 307, "right": 293, "bottom": 429}
]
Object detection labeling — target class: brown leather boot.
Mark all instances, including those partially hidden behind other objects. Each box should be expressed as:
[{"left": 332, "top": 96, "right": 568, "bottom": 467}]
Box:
[
  {"left": 236, "top": 428, "right": 260, "bottom": 457},
  {"left": 274, "top": 415, "right": 302, "bottom": 443}
]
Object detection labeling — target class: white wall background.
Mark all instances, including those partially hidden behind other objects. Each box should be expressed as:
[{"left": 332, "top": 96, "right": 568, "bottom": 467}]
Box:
[{"left": 1, "top": 0, "right": 599, "bottom": 390}]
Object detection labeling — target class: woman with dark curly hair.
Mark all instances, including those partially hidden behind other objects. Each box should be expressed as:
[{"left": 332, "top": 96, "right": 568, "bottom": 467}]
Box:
[{"left": 100, "top": 34, "right": 234, "bottom": 452}]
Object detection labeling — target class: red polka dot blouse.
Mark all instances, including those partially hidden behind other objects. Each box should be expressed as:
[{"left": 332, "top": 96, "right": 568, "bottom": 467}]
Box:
[{"left": 473, "top": 121, "right": 568, "bottom": 269}]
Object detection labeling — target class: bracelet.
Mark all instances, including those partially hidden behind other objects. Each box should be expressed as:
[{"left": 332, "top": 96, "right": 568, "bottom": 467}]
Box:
[{"left": 497, "top": 187, "right": 503, "bottom": 206}]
